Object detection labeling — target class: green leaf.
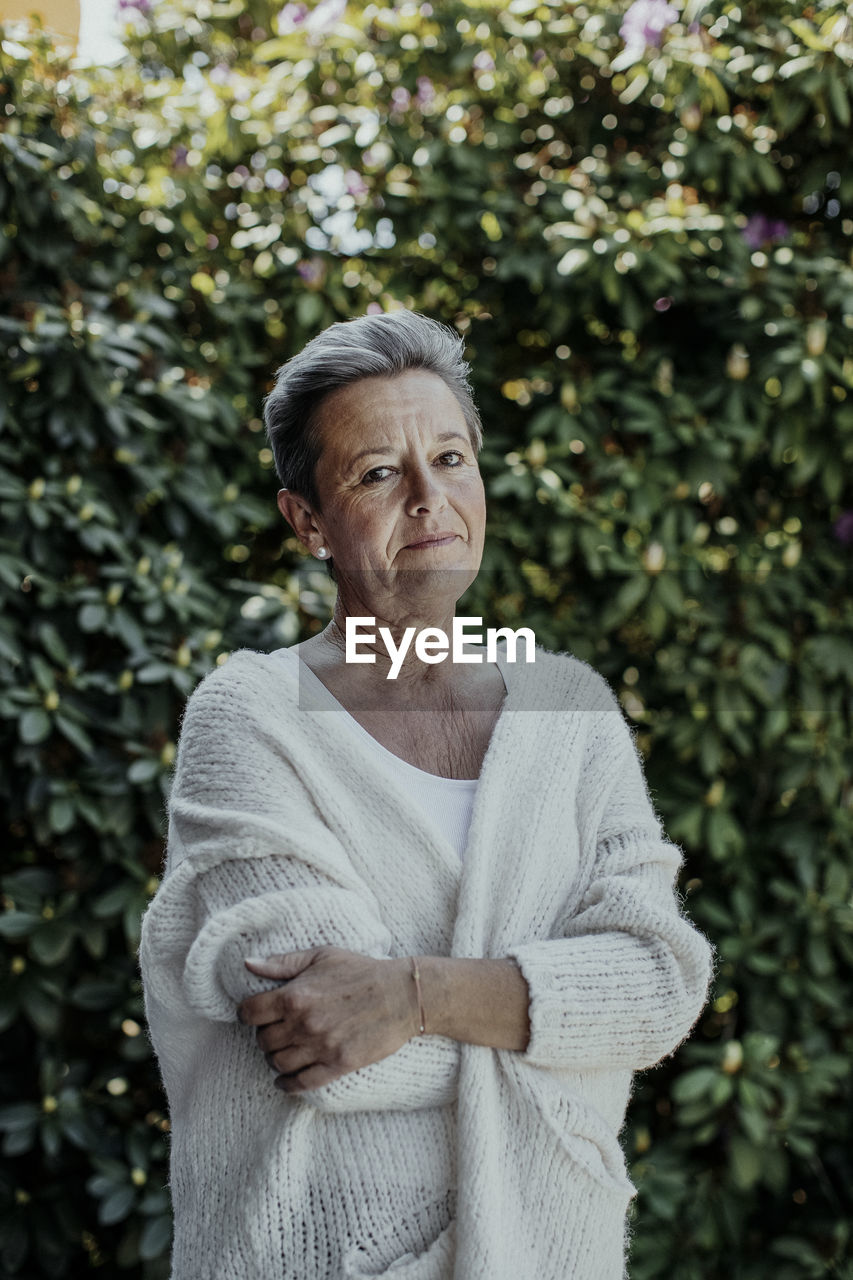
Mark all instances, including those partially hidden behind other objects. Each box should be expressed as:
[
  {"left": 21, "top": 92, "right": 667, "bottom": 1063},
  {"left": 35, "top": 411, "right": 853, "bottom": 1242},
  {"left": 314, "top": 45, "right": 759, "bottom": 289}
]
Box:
[
  {"left": 78, "top": 602, "right": 107, "bottom": 632},
  {"left": 135, "top": 662, "right": 174, "bottom": 684},
  {"left": 74, "top": 794, "right": 108, "bottom": 831},
  {"left": 60, "top": 1114, "right": 97, "bottom": 1150},
  {"left": 40, "top": 1118, "right": 62, "bottom": 1159},
  {"left": 803, "top": 635, "right": 853, "bottom": 681},
  {"left": 48, "top": 797, "right": 75, "bottom": 834},
  {"left": 729, "top": 1134, "right": 762, "bottom": 1190},
  {"left": 0, "top": 1102, "right": 40, "bottom": 1132},
  {"left": 55, "top": 713, "right": 96, "bottom": 757},
  {"left": 0, "top": 912, "right": 42, "bottom": 939},
  {"left": 600, "top": 573, "right": 650, "bottom": 629},
  {"left": 671, "top": 1067, "right": 718, "bottom": 1104},
  {"left": 806, "top": 934, "right": 833, "bottom": 978},
  {"left": 745, "top": 952, "right": 780, "bottom": 976},
  {"left": 20, "top": 707, "right": 51, "bottom": 744},
  {"left": 738, "top": 1098, "right": 769, "bottom": 1146},
  {"left": 653, "top": 572, "right": 684, "bottom": 617},
  {"left": 0, "top": 994, "right": 19, "bottom": 1032},
  {"left": 99, "top": 1185, "right": 136, "bottom": 1226},
  {"left": 826, "top": 73, "right": 850, "bottom": 126},
  {"left": 772, "top": 1237, "right": 829, "bottom": 1266},
  {"left": 2, "top": 1127, "right": 36, "bottom": 1157},
  {"left": 785, "top": 1132, "right": 816, "bottom": 1159},
  {"left": 128, "top": 757, "right": 161, "bottom": 784},
  {"left": 71, "top": 980, "right": 125, "bottom": 1011},
  {"left": 139, "top": 1214, "right": 173, "bottom": 1261},
  {"left": 26, "top": 987, "right": 61, "bottom": 1037},
  {"left": 92, "top": 885, "right": 132, "bottom": 919},
  {"left": 38, "top": 622, "right": 69, "bottom": 665},
  {"left": 706, "top": 807, "right": 743, "bottom": 860},
  {"left": 0, "top": 624, "right": 22, "bottom": 664},
  {"left": 30, "top": 654, "right": 55, "bottom": 692},
  {"left": 29, "top": 922, "right": 75, "bottom": 967}
]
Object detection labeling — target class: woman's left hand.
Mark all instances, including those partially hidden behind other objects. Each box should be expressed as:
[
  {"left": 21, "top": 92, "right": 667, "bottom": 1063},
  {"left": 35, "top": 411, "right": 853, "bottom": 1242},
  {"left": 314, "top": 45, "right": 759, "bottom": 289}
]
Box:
[{"left": 238, "top": 948, "right": 420, "bottom": 1093}]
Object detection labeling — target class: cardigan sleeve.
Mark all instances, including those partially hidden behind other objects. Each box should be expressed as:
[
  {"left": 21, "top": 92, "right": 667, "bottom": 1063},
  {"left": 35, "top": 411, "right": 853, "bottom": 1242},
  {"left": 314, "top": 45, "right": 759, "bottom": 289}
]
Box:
[
  {"left": 139, "top": 663, "right": 460, "bottom": 1115},
  {"left": 172, "top": 854, "right": 461, "bottom": 1114},
  {"left": 504, "top": 707, "right": 716, "bottom": 1073}
]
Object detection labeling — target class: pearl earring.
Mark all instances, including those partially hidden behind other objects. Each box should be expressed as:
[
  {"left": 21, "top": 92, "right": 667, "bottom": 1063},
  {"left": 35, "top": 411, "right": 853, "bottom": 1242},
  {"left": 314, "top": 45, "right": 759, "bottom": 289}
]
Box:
[{"left": 317, "top": 547, "right": 327, "bottom": 559}]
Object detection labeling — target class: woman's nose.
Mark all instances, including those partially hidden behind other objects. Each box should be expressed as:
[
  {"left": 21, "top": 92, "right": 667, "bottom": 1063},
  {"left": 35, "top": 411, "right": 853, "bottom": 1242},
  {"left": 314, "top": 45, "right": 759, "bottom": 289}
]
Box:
[{"left": 404, "top": 464, "right": 447, "bottom": 514}]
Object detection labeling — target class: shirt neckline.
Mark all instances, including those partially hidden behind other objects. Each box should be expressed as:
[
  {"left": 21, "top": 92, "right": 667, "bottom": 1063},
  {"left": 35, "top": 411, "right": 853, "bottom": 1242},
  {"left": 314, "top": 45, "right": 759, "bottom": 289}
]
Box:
[
  {"left": 271, "top": 641, "right": 532, "bottom": 881},
  {"left": 275, "top": 643, "right": 511, "bottom": 784}
]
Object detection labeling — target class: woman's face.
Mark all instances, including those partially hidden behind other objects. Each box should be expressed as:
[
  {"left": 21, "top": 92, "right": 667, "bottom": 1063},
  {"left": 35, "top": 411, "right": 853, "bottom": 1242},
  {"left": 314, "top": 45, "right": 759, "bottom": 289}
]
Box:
[{"left": 278, "top": 369, "right": 486, "bottom": 619}]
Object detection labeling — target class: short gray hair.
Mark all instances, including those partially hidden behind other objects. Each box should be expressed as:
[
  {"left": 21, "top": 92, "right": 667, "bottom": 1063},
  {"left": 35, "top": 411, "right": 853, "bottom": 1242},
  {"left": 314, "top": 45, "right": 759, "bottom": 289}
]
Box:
[{"left": 262, "top": 308, "right": 483, "bottom": 517}]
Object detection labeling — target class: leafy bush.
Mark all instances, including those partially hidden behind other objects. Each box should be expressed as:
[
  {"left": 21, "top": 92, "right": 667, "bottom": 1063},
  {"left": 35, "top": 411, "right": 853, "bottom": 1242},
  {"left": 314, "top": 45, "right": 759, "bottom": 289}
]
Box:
[{"left": 1, "top": 2, "right": 851, "bottom": 1275}]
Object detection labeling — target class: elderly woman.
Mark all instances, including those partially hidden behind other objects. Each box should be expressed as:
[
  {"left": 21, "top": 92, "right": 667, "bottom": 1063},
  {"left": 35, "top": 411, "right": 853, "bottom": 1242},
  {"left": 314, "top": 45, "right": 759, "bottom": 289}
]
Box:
[{"left": 140, "top": 309, "right": 715, "bottom": 1280}]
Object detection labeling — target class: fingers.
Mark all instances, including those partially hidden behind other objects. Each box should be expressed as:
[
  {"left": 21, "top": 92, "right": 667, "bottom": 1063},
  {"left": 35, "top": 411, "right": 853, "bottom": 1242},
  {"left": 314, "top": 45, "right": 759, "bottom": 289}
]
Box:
[
  {"left": 238, "top": 949, "right": 405, "bottom": 1084},
  {"left": 265, "top": 1043, "right": 315, "bottom": 1077},
  {"left": 254, "top": 1006, "right": 358, "bottom": 1082},
  {"left": 244, "top": 949, "right": 323, "bottom": 981},
  {"left": 238, "top": 988, "right": 285, "bottom": 1027},
  {"left": 256, "top": 1020, "right": 298, "bottom": 1055},
  {"left": 275, "top": 1062, "right": 343, "bottom": 1094},
  {"left": 257, "top": 1022, "right": 351, "bottom": 1075},
  {"left": 239, "top": 951, "right": 320, "bottom": 1026}
]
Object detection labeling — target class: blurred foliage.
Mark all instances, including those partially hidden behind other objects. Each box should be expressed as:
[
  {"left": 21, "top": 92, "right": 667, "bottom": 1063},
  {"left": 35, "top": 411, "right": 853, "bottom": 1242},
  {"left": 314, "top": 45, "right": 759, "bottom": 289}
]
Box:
[{"left": 1, "top": 0, "right": 852, "bottom": 1275}]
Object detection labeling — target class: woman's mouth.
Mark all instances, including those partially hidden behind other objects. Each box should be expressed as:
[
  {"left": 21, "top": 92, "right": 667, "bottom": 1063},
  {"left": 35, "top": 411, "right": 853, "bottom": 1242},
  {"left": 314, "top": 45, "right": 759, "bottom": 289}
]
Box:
[{"left": 405, "top": 534, "right": 459, "bottom": 549}]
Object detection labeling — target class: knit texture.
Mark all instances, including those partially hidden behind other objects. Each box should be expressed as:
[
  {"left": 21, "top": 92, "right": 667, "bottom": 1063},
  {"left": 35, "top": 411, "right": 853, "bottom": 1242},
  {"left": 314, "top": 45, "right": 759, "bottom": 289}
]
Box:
[{"left": 139, "top": 644, "right": 716, "bottom": 1280}]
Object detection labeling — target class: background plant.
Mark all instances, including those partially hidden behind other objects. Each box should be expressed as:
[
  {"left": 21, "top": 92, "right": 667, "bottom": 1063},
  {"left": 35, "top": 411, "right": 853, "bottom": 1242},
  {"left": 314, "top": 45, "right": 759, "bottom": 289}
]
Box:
[{"left": 1, "top": 1, "right": 851, "bottom": 1275}]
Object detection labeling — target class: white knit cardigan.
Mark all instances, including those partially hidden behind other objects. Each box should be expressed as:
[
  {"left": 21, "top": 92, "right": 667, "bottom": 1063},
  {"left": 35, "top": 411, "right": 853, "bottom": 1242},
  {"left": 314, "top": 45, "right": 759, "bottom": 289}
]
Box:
[{"left": 139, "top": 643, "right": 716, "bottom": 1280}]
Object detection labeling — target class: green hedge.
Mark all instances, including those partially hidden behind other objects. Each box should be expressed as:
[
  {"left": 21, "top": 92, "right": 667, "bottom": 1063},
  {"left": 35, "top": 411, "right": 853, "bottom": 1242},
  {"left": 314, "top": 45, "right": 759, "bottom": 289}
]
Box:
[{"left": 1, "top": 2, "right": 851, "bottom": 1275}]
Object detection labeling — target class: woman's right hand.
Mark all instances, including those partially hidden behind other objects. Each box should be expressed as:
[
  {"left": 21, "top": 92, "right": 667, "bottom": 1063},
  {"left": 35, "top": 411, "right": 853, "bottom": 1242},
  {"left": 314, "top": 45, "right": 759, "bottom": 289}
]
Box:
[{"left": 239, "top": 947, "right": 421, "bottom": 1093}]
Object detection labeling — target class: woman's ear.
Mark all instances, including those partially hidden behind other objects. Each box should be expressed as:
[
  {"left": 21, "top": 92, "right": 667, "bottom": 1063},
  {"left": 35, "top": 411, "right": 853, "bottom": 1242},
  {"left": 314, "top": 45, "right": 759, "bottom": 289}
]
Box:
[
  {"left": 276, "top": 488, "right": 294, "bottom": 525},
  {"left": 277, "top": 489, "right": 323, "bottom": 554}
]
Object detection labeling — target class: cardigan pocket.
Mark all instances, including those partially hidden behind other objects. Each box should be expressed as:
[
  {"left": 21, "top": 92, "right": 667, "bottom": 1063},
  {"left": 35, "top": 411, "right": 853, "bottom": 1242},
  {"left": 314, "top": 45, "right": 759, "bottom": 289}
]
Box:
[
  {"left": 547, "top": 1092, "right": 637, "bottom": 1200},
  {"left": 342, "top": 1192, "right": 456, "bottom": 1280},
  {"left": 507, "top": 1058, "right": 637, "bottom": 1200}
]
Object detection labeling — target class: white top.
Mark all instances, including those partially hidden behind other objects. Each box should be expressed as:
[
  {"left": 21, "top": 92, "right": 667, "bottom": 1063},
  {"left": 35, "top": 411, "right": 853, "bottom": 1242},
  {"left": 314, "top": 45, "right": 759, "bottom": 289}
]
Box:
[
  {"left": 139, "top": 643, "right": 716, "bottom": 1280},
  {"left": 290, "top": 650, "right": 509, "bottom": 862}
]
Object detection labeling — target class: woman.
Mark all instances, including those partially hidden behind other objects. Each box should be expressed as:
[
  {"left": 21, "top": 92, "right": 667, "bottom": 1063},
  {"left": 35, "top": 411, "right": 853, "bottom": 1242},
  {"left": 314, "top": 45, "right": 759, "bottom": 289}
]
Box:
[{"left": 140, "top": 309, "right": 715, "bottom": 1280}]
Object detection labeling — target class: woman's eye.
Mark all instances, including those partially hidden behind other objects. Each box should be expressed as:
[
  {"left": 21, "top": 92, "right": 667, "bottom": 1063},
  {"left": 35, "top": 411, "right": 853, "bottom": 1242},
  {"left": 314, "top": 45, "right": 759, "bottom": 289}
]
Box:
[
  {"left": 362, "top": 452, "right": 464, "bottom": 484},
  {"left": 362, "top": 466, "right": 394, "bottom": 484}
]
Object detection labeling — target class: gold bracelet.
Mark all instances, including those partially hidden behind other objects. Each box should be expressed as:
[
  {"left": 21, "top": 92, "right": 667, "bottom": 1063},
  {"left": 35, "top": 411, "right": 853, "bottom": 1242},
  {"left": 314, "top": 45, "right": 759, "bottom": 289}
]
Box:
[{"left": 410, "top": 957, "right": 426, "bottom": 1035}]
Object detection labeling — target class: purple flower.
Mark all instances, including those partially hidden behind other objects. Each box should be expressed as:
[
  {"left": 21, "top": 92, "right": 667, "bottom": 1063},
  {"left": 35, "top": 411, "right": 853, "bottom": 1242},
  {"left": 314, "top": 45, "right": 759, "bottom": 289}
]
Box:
[
  {"left": 276, "top": 3, "right": 309, "bottom": 33},
  {"left": 654, "top": 296, "right": 673, "bottom": 312},
  {"left": 391, "top": 86, "right": 411, "bottom": 112},
  {"left": 619, "top": 0, "right": 678, "bottom": 48},
  {"left": 172, "top": 144, "right": 189, "bottom": 171},
  {"left": 345, "top": 169, "right": 368, "bottom": 198},
  {"left": 416, "top": 76, "right": 435, "bottom": 106},
  {"left": 277, "top": 0, "right": 345, "bottom": 34},
  {"left": 117, "top": 0, "right": 152, "bottom": 12},
  {"left": 297, "top": 259, "right": 325, "bottom": 285},
  {"left": 308, "top": 0, "right": 346, "bottom": 31},
  {"left": 833, "top": 510, "right": 853, "bottom": 545},
  {"left": 265, "top": 168, "right": 289, "bottom": 191},
  {"left": 741, "top": 214, "right": 789, "bottom": 251}
]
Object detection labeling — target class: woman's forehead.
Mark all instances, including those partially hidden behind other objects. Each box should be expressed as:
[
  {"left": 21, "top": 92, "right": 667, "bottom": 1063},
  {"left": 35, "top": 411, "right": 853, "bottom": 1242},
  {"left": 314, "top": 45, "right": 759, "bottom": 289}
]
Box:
[{"left": 314, "top": 371, "right": 467, "bottom": 447}]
